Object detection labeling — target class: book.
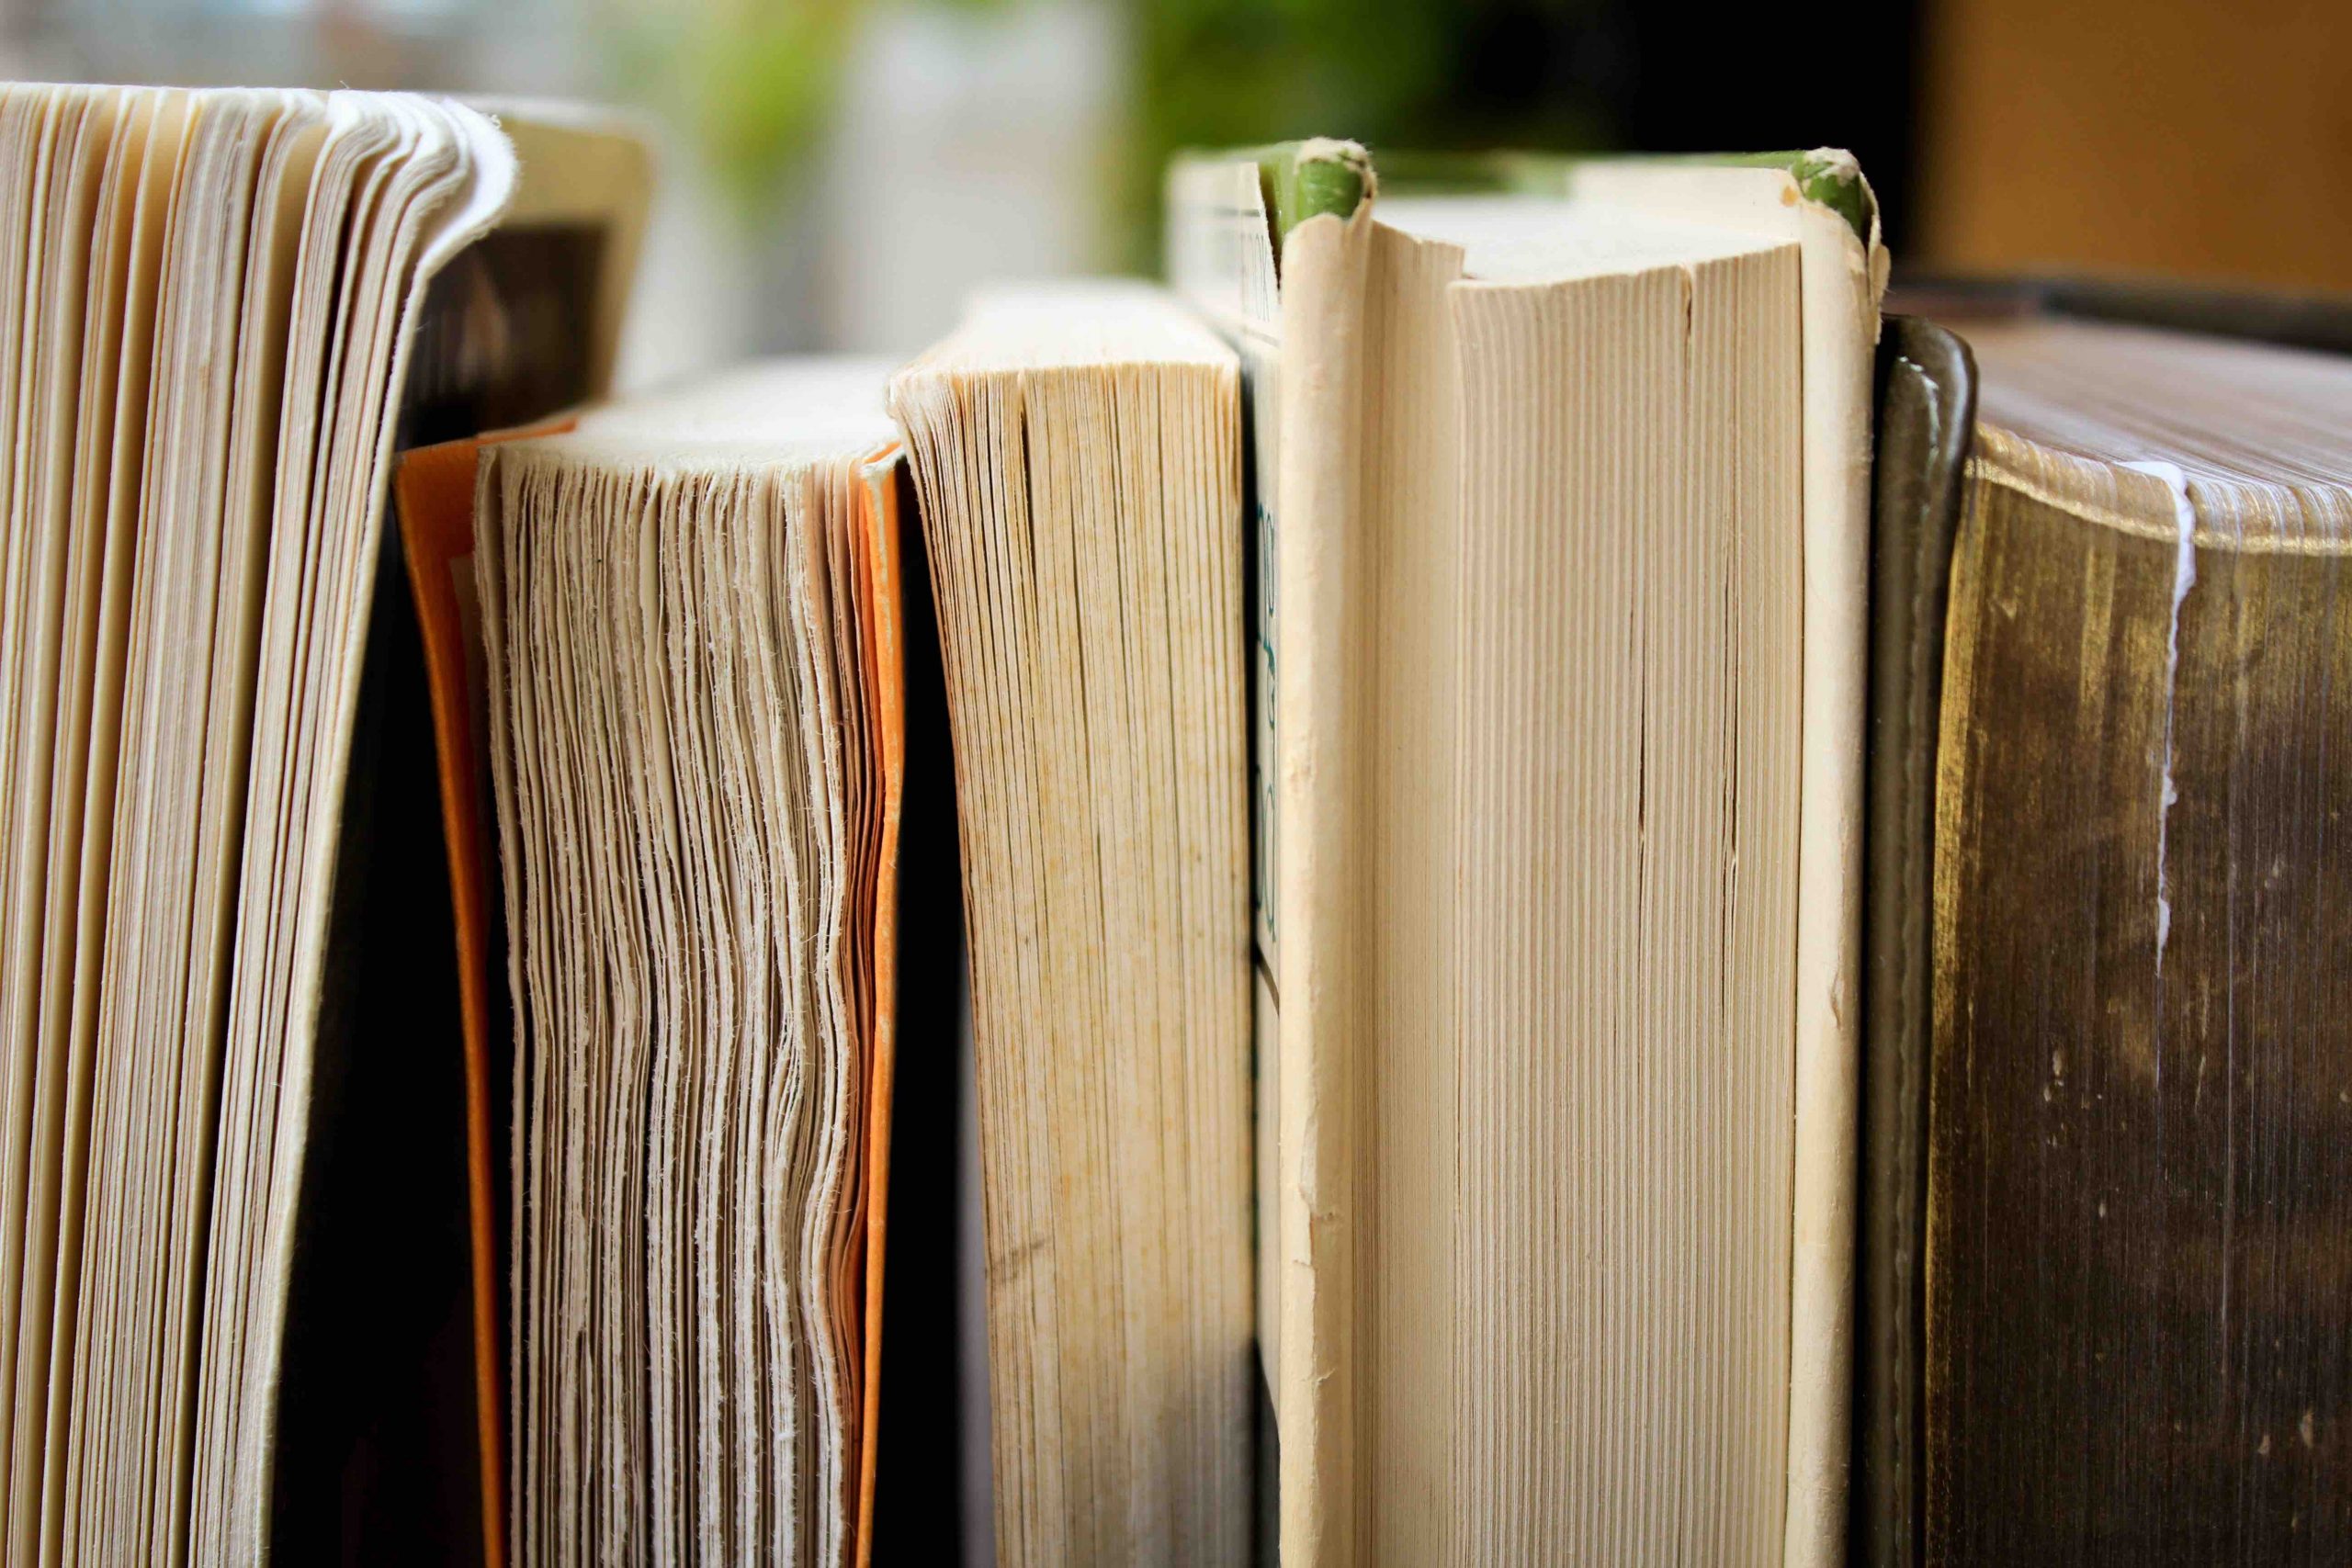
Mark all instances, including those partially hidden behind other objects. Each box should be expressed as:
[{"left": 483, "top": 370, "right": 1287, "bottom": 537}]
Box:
[
  {"left": 887, "top": 284, "right": 1254, "bottom": 1565},
  {"left": 454, "top": 362, "right": 910, "bottom": 1566},
  {"left": 1855, "top": 297, "right": 2352, "bottom": 1562},
  {"left": 1850, "top": 313, "right": 1974, "bottom": 1568},
  {"left": 0, "top": 83, "right": 645, "bottom": 1562},
  {"left": 1165, "top": 141, "right": 1885, "bottom": 1563}
]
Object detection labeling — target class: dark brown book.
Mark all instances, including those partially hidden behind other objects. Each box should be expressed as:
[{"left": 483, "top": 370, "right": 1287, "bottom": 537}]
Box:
[
  {"left": 1854, "top": 314, "right": 1975, "bottom": 1568},
  {"left": 1858, "top": 294, "right": 2352, "bottom": 1563}
]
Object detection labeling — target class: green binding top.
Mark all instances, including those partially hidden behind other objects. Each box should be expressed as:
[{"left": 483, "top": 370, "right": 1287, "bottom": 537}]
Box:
[
  {"left": 1186, "top": 142, "right": 1877, "bottom": 250},
  {"left": 1510, "top": 148, "right": 1876, "bottom": 246},
  {"left": 1721, "top": 147, "right": 1877, "bottom": 244},
  {"left": 1451, "top": 148, "right": 1878, "bottom": 247},
  {"left": 1252, "top": 139, "right": 1375, "bottom": 239}
]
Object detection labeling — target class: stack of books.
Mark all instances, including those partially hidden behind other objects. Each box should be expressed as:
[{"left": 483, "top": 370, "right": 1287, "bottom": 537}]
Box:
[{"left": 3, "top": 82, "right": 2349, "bottom": 1567}]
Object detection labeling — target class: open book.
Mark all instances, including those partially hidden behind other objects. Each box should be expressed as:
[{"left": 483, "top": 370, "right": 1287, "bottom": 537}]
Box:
[{"left": 0, "top": 84, "right": 645, "bottom": 1562}]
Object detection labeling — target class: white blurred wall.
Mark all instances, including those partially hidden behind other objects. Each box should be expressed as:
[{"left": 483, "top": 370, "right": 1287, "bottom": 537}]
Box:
[
  {"left": 4, "top": 0, "right": 1133, "bottom": 370},
  {"left": 816, "top": 0, "right": 1127, "bottom": 354}
]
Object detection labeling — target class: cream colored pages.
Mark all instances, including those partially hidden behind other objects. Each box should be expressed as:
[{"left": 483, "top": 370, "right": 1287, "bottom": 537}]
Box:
[
  {"left": 476, "top": 360, "right": 897, "bottom": 1568},
  {"left": 1566, "top": 158, "right": 1886, "bottom": 1568},
  {"left": 1173, "top": 152, "right": 1879, "bottom": 1566},
  {"left": 1163, "top": 152, "right": 1291, "bottom": 1410},
  {"left": 0, "top": 89, "right": 116, "bottom": 1562},
  {"left": 891, "top": 284, "right": 1252, "bottom": 1567},
  {"left": 28, "top": 88, "right": 187, "bottom": 1566},
  {"left": 68, "top": 89, "right": 349, "bottom": 1564},
  {"left": 0, "top": 84, "right": 634, "bottom": 1565},
  {"left": 1358, "top": 202, "right": 1804, "bottom": 1562},
  {"left": 198, "top": 96, "right": 515, "bottom": 1564}
]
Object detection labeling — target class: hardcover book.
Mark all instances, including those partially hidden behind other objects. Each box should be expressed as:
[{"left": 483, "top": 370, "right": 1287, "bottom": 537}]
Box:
[
  {"left": 1856, "top": 288, "right": 2352, "bottom": 1565},
  {"left": 1167, "top": 141, "right": 1885, "bottom": 1565}
]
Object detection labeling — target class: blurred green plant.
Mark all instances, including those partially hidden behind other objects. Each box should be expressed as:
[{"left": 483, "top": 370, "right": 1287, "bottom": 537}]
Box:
[
  {"left": 596, "top": 0, "right": 871, "bottom": 213},
  {"left": 589, "top": 0, "right": 1617, "bottom": 257}
]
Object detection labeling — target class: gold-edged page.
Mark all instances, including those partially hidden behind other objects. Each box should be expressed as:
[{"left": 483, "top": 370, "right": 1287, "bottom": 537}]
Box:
[{"left": 1922, "top": 317, "right": 2352, "bottom": 1564}]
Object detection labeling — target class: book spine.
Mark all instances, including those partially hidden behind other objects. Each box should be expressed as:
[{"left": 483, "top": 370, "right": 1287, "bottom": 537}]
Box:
[
  {"left": 1271, "top": 166, "right": 1375, "bottom": 1568},
  {"left": 1853, "top": 318, "right": 1976, "bottom": 1568},
  {"left": 1783, "top": 166, "right": 1884, "bottom": 1568}
]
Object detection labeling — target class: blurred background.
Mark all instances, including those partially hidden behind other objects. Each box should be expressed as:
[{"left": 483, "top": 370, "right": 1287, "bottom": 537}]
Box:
[{"left": 6, "top": 0, "right": 2345, "bottom": 389}]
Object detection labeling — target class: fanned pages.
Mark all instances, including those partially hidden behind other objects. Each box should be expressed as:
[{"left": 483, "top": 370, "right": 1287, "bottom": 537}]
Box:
[
  {"left": 889, "top": 284, "right": 1252, "bottom": 1565},
  {"left": 0, "top": 83, "right": 647, "bottom": 1564},
  {"left": 1166, "top": 146, "right": 1883, "bottom": 1563},
  {"left": 472, "top": 362, "right": 907, "bottom": 1568}
]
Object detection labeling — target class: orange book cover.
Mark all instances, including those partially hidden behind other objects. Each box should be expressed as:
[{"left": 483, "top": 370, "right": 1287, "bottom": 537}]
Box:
[
  {"left": 394, "top": 427, "right": 907, "bottom": 1568},
  {"left": 394, "top": 425, "right": 563, "bottom": 1568},
  {"left": 850, "top": 451, "right": 910, "bottom": 1568}
]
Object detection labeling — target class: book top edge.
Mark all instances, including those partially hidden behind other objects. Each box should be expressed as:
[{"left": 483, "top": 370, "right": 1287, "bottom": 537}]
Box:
[{"left": 1170, "top": 142, "right": 1877, "bottom": 247}]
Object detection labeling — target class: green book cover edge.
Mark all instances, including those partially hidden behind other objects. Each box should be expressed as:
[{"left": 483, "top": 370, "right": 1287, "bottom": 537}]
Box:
[
  {"left": 1414, "top": 147, "right": 1877, "bottom": 246},
  {"left": 1254, "top": 138, "right": 1376, "bottom": 238},
  {"left": 1180, "top": 142, "right": 1876, "bottom": 249}
]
